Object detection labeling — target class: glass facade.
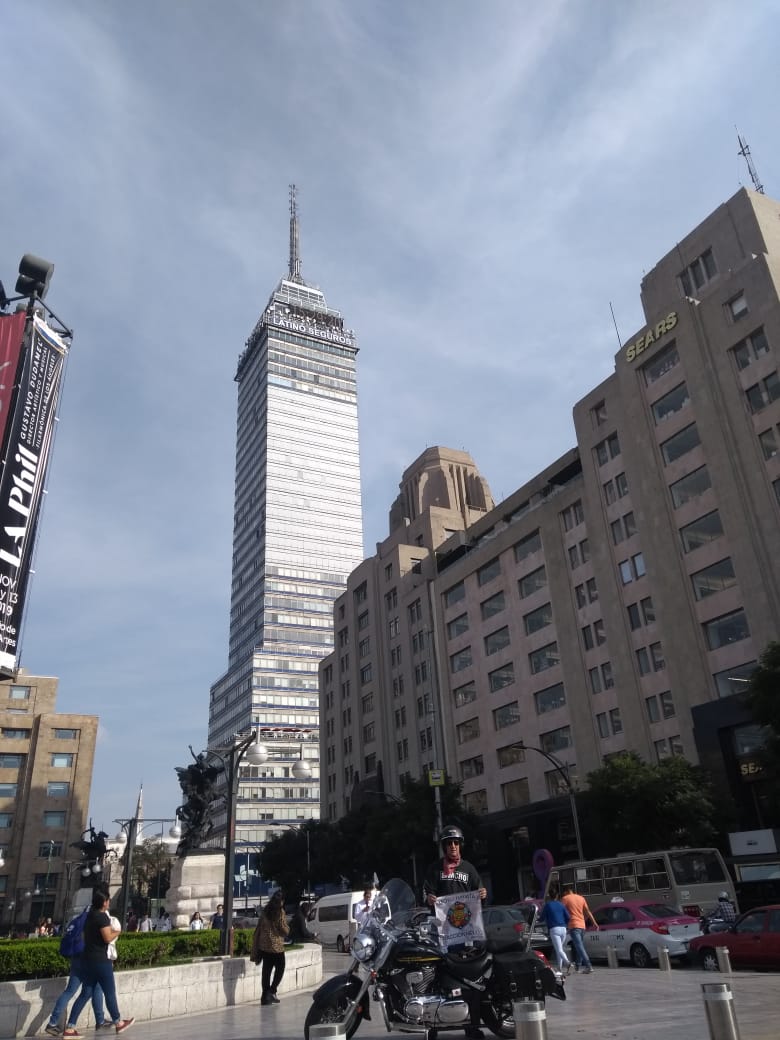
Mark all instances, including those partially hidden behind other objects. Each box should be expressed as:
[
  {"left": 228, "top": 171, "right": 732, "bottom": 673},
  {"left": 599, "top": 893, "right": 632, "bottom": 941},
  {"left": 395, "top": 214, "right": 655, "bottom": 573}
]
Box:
[{"left": 209, "top": 248, "right": 363, "bottom": 846}]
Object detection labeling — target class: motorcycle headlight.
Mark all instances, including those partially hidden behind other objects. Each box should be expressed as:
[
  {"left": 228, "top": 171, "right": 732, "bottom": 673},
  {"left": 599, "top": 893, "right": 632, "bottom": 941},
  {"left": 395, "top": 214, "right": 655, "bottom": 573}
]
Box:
[{"left": 352, "top": 932, "right": 376, "bottom": 962}]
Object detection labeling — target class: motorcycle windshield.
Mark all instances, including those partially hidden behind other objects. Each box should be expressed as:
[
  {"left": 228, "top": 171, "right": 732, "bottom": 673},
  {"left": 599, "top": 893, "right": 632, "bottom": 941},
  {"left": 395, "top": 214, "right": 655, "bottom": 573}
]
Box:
[{"left": 371, "top": 878, "right": 416, "bottom": 924}]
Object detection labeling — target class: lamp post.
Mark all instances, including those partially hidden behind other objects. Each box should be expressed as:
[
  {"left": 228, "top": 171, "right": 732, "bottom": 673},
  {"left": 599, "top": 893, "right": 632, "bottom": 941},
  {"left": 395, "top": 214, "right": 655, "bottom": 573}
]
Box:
[
  {"left": 114, "top": 817, "right": 181, "bottom": 928},
  {"left": 515, "top": 741, "right": 584, "bottom": 861}
]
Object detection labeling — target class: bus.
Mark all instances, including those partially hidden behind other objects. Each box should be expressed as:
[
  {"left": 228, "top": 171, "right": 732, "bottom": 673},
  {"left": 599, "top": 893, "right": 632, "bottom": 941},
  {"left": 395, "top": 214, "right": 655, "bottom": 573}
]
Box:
[{"left": 547, "top": 847, "right": 736, "bottom": 917}]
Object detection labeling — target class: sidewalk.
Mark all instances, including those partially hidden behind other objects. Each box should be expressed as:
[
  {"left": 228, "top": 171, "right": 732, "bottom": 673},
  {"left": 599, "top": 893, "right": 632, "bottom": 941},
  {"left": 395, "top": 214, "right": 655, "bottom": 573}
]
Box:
[{"left": 68, "top": 964, "right": 778, "bottom": 1040}]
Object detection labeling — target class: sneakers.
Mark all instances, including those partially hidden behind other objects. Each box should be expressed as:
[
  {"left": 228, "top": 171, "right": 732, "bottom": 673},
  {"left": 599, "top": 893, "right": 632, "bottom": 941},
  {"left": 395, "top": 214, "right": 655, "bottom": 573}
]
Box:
[
  {"left": 582, "top": 966, "right": 594, "bottom": 974},
  {"left": 63, "top": 1030, "right": 81, "bottom": 1038},
  {"left": 114, "top": 1022, "right": 134, "bottom": 1035},
  {"left": 45, "top": 1027, "right": 60, "bottom": 1037}
]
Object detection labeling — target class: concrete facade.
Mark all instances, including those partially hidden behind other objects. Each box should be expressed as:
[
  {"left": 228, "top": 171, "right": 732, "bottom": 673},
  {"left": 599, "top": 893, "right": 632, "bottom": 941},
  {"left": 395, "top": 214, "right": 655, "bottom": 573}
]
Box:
[{"left": 0, "top": 671, "right": 97, "bottom": 932}]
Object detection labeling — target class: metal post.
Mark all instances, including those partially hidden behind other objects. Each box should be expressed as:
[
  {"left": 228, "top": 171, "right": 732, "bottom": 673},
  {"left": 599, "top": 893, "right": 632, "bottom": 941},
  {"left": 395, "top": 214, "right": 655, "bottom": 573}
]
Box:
[
  {"left": 701, "top": 982, "right": 741, "bottom": 1040},
  {"left": 658, "top": 946, "right": 671, "bottom": 971},
  {"left": 606, "top": 945, "right": 618, "bottom": 968},
  {"left": 220, "top": 732, "right": 257, "bottom": 956},
  {"left": 716, "top": 946, "right": 732, "bottom": 974},
  {"left": 513, "top": 1000, "right": 547, "bottom": 1040},
  {"left": 118, "top": 817, "right": 139, "bottom": 927}
]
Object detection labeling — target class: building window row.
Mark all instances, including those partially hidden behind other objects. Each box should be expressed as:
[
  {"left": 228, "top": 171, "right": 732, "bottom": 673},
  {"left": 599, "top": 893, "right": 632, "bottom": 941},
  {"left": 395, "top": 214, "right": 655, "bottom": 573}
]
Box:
[
  {"left": 746, "top": 370, "right": 780, "bottom": 414},
  {"left": 603, "top": 472, "right": 629, "bottom": 505},
  {"left": 619, "top": 553, "right": 646, "bottom": 584},
  {"left": 611, "top": 512, "right": 636, "bottom": 544},
  {"left": 582, "top": 619, "right": 606, "bottom": 650},
  {"left": 637, "top": 642, "right": 665, "bottom": 675},
  {"left": 568, "top": 538, "right": 590, "bottom": 569},
  {"left": 732, "top": 326, "right": 769, "bottom": 370},
  {"left": 589, "top": 661, "right": 614, "bottom": 693},
  {"left": 678, "top": 247, "right": 717, "bottom": 297},
  {"left": 642, "top": 340, "right": 680, "bottom": 385},
  {"left": 595, "top": 432, "right": 621, "bottom": 467},
  {"left": 646, "top": 690, "right": 676, "bottom": 722},
  {"left": 561, "top": 500, "right": 585, "bottom": 532},
  {"left": 596, "top": 708, "right": 623, "bottom": 738},
  {"left": 574, "top": 577, "right": 599, "bottom": 608}
]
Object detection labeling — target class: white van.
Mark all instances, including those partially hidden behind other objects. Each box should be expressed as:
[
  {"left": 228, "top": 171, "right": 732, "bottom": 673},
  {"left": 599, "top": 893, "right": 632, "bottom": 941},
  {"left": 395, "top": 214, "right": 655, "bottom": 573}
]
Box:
[{"left": 308, "top": 891, "right": 366, "bottom": 952}]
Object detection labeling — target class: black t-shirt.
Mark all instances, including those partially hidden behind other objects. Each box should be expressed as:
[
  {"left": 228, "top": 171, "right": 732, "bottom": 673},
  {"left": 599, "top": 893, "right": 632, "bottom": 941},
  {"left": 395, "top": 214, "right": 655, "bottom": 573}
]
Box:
[
  {"left": 82, "top": 909, "right": 111, "bottom": 961},
  {"left": 423, "top": 857, "right": 482, "bottom": 899}
]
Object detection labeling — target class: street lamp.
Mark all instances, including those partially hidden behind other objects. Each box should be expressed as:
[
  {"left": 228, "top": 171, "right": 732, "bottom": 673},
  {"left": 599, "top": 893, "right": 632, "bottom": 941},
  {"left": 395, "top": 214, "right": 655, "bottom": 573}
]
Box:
[{"left": 515, "top": 741, "right": 584, "bottom": 861}]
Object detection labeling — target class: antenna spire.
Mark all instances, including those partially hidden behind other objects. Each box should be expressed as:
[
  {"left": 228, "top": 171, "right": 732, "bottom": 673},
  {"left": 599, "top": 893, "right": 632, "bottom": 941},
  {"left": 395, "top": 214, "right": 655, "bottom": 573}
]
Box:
[
  {"left": 288, "top": 184, "right": 303, "bottom": 282},
  {"left": 737, "top": 130, "right": 764, "bottom": 194}
]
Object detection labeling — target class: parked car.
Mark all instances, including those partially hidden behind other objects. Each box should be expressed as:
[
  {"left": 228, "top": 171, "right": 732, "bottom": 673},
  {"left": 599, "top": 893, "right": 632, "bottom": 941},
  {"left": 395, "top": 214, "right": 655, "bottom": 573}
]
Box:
[
  {"left": 688, "top": 905, "right": 780, "bottom": 971},
  {"left": 585, "top": 897, "right": 701, "bottom": 968}
]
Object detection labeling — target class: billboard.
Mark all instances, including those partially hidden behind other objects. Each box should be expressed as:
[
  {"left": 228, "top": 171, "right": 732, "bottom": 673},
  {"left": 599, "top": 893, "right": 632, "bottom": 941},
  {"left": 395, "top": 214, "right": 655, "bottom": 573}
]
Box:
[
  {"left": 0, "top": 313, "right": 69, "bottom": 676},
  {"left": 0, "top": 312, "right": 27, "bottom": 457}
]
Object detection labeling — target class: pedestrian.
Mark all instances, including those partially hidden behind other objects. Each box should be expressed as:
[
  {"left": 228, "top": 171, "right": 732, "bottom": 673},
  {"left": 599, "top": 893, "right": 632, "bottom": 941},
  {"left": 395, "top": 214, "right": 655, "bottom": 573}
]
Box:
[
  {"left": 210, "top": 903, "right": 224, "bottom": 930},
  {"left": 138, "top": 913, "right": 153, "bottom": 933},
  {"left": 422, "top": 825, "right": 487, "bottom": 1040},
  {"left": 126, "top": 911, "right": 138, "bottom": 933},
  {"left": 190, "top": 911, "right": 205, "bottom": 931},
  {"left": 352, "top": 889, "right": 375, "bottom": 929},
  {"left": 539, "top": 889, "right": 572, "bottom": 975},
  {"left": 155, "top": 908, "right": 171, "bottom": 932},
  {"left": 252, "top": 890, "right": 289, "bottom": 1006},
  {"left": 61, "top": 889, "right": 134, "bottom": 1036},
  {"left": 561, "top": 883, "right": 598, "bottom": 973},
  {"left": 288, "top": 901, "right": 317, "bottom": 942}
]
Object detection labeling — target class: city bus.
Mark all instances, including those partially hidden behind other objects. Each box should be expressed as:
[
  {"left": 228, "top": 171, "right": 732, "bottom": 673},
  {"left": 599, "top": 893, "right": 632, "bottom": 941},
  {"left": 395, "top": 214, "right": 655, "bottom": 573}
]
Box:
[{"left": 547, "top": 847, "right": 736, "bottom": 916}]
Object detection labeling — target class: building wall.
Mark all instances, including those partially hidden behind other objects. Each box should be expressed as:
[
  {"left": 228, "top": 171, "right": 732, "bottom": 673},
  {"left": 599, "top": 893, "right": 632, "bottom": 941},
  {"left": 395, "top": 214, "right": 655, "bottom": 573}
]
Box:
[{"left": 0, "top": 671, "right": 97, "bottom": 931}]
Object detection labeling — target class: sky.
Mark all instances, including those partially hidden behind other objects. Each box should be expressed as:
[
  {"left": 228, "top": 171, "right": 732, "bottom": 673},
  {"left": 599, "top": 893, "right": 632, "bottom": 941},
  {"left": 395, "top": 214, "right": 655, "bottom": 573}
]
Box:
[{"left": 2, "top": 0, "right": 779, "bottom": 835}]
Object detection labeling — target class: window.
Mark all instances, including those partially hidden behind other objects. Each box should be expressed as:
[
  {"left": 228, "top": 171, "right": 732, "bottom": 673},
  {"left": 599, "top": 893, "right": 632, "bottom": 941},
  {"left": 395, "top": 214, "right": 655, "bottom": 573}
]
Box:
[
  {"left": 627, "top": 603, "right": 641, "bottom": 630},
  {"left": 38, "top": 841, "right": 62, "bottom": 857},
  {"left": 480, "top": 591, "right": 505, "bottom": 620},
  {"left": 726, "top": 292, "right": 748, "bottom": 322},
  {"left": 447, "top": 613, "right": 469, "bottom": 639},
  {"left": 390, "top": 646, "right": 401, "bottom": 667},
  {"left": 362, "top": 723, "right": 375, "bottom": 743},
  {"left": 444, "top": 582, "right": 465, "bottom": 608},
  {"left": 0, "top": 814, "right": 13, "bottom": 828},
  {"left": 514, "top": 530, "right": 542, "bottom": 561},
  {"left": 44, "top": 811, "right": 66, "bottom": 828},
  {"left": 2, "top": 728, "right": 30, "bottom": 739},
  {"left": 670, "top": 465, "right": 711, "bottom": 508},
  {"left": 9, "top": 685, "right": 30, "bottom": 700},
  {"left": 582, "top": 624, "right": 594, "bottom": 650},
  {"left": 450, "top": 647, "right": 472, "bottom": 673},
  {"left": 497, "top": 744, "right": 526, "bottom": 767},
  {"left": 652, "top": 382, "right": 690, "bottom": 424},
  {"left": 519, "top": 565, "right": 547, "bottom": 599},
  {"left": 589, "top": 666, "right": 602, "bottom": 694},
  {"left": 624, "top": 512, "right": 637, "bottom": 538},
  {"left": 358, "top": 611, "right": 369, "bottom": 631},
  {"left": 502, "top": 778, "right": 530, "bottom": 809},
  {"left": 453, "top": 681, "right": 477, "bottom": 708},
  {"left": 529, "top": 642, "right": 559, "bottom": 674},
  {"left": 661, "top": 423, "right": 701, "bottom": 465},
  {"left": 364, "top": 753, "right": 377, "bottom": 774},
  {"left": 461, "top": 755, "right": 484, "bottom": 780},
  {"left": 659, "top": 690, "right": 676, "bottom": 718},
  {"left": 680, "top": 510, "right": 723, "bottom": 553},
  {"left": 641, "top": 597, "right": 656, "bottom": 625},
  {"left": 655, "top": 736, "right": 684, "bottom": 760},
  {"left": 354, "top": 582, "right": 367, "bottom": 604},
  {"left": 534, "top": 683, "right": 566, "bottom": 715},
  {"left": 619, "top": 553, "right": 645, "bottom": 584},
  {"left": 478, "top": 557, "right": 501, "bottom": 586},
  {"left": 603, "top": 479, "right": 616, "bottom": 505},
  {"left": 0, "top": 754, "right": 23, "bottom": 768},
  {"left": 47, "top": 781, "right": 69, "bottom": 797},
  {"left": 540, "top": 726, "right": 571, "bottom": 753},
  {"left": 0, "top": 783, "right": 17, "bottom": 797},
  {"left": 414, "top": 662, "right": 428, "bottom": 685},
  {"left": 485, "top": 626, "right": 511, "bottom": 656},
  {"left": 759, "top": 428, "right": 778, "bottom": 460},
  {"left": 732, "top": 327, "right": 769, "bottom": 370},
  {"left": 642, "top": 340, "right": 680, "bottom": 384},
  {"left": 493, "top": 702, "right": 519, "bottom": 730},
  {"left": 360, "top": 664, "right": 373, "bottom": 685},
  {"left": 586, "top": 577, "right": 598, "bottom": 603},
  {"left": 575, "top": 584, "right": 587, "bottom": 609},
  {"left": 568, "top": 544, "right": 581, "bottom": 569},
  {"left": 385, "top": 563, "right": 393, "bottom": 580},
  {"left": 704, "top": 609, "right": 750, "bottom": 650},
  {"left": 358, "top": 637, "right": 370, "bottom": 658},
  {"left": 745, "top": 371, "right": 780, "bottom": 414},
  {"left": 596, "top": 712, "right": 610, "bottom": 738},
  {"left": 601, "top": 661, "right": 614, "bottom": 688},
  {"left": 609, "top": 708, "right": 623, "bottom": 735},
  {"left": 611, "top": 518, "right": 624, "bottom": 545},
  {"left": 594, "top": 618, "right": 606, "bottom": 645},
  {"left": 645, "top": 695, "right": 660, "bottom": 723},
  {"left": 691, "top": 558, "right": 737, "bottom": 600},
  {"left": 713, "top": 661, "right": 757, "bottom": 698},
  {"left": 592, "top": 400, "right": 607, "bottom": 426},
  {"left": 408, "top": 599, "right": 422, "bottom": 624},
  {"left": 385, "top": 587, "right": 397, "bottom": 610},
  {"left": 463, "top": 790, "right": 488, "bottom": 815},
  {"left": 678, "top": 247, "right": 717, "bottom": 295},
  {"left": 561, "top": 500, "right": 584, "bottom": 531},
  {"left": 650, "top": 642, "right": 665, "bottom": 671},
  {"left": 488, "top": 663, "right": 515, "bottom": 692},
  {"left": 636, "top": 647, "right": 651, "bottom": 676},
  {"left": 50, "top": 753, "right": 73, "bottom": 768},
  {"left": 364, "top": 694, "right": 376, "bottom": 715},
  {"left": 595, "top": 432, "right": 621, "bottom": 466},
  {"left": 524, "top": 602, "right": 552, "bottom": 635}
]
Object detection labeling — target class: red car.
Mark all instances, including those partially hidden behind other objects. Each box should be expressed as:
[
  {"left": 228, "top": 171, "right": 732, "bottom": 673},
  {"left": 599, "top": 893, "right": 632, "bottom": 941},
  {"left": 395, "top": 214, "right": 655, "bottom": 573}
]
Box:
[{"left": 688, "top": 904, "right": 780, "bottom": 971}]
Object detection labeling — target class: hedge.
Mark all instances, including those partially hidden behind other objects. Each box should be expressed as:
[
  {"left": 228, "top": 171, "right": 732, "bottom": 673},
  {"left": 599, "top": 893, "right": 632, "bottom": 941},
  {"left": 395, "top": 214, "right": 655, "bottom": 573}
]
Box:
[{"left": 0, "top": 928, "right": 259, "bottom": 982}]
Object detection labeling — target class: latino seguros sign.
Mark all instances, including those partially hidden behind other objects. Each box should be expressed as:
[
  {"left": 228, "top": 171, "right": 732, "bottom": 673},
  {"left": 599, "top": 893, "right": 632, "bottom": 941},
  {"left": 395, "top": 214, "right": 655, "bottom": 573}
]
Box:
[{"left": 0, "top": 314, "right": 69, "bottom": 676}]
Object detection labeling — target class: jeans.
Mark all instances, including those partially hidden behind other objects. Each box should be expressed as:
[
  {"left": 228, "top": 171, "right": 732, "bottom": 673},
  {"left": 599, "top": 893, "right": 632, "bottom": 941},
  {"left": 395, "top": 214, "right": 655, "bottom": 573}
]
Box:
[
  {"left": 48, "top": 957, "right": 105, "bottom": 1027},
  {"left": 69, "top": 958, "right": 121, "bottom": 1026},
  {"left": 548, "top": 926, "right": 571, "bottom": 971},
  {"left": 568, "top": 927, "right": 591, "bottom": 969}
]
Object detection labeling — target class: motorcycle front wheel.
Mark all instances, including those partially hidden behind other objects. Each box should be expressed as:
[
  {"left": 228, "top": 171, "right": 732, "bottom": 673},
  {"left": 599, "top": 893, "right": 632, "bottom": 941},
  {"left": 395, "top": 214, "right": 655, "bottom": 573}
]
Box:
[
  {"left": 304, "top": 996, "right": 361, "bottom": 1040},
  {"left": 480, "top": 998, "right": 516, "bottom": 1039}
]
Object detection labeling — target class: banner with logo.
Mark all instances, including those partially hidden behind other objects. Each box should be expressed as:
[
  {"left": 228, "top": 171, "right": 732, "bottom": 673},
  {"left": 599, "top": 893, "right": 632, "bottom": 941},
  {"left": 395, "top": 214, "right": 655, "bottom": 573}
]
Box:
[
  {"left": 433, "top": 890, "right": 485, "bottom": 950},
  {"left": 0, "top": 312, "right": 27, "bottom": 458},
  {"left": 0, "top": 314, "right": 69, "bottom": 676}
]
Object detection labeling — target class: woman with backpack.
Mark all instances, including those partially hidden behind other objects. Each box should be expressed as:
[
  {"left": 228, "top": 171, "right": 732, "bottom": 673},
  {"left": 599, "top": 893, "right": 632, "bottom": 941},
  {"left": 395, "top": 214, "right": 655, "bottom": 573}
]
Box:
[{"left": 44, "top": 907, "right": 108, "bottom": 1036}]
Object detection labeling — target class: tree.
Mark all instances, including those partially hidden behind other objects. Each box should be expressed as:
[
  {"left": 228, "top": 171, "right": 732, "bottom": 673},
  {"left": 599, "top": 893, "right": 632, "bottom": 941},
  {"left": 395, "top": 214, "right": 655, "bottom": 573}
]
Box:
[
  {"left": 745, "top": 641, "right": 780, "bottom": 820},
  {"left": 127, "top": 838, "right": 173, "bottom": 912},
  {"left": 579, "top": 752, "right": 719, "bottom": 856}
]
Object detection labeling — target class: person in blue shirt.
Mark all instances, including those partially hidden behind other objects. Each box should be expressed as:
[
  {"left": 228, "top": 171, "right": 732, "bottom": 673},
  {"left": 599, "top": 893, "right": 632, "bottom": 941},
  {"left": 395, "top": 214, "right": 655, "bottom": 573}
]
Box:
[{"left": 539, "top": 890, "right": 572, "bottom": 974}]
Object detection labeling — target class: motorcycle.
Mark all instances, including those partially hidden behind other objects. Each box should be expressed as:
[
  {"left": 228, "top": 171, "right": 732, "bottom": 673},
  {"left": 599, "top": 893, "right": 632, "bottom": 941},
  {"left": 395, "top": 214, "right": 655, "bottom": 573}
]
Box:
[{"left": 304, "top": 879, "right": 565, "bottom": 1040}]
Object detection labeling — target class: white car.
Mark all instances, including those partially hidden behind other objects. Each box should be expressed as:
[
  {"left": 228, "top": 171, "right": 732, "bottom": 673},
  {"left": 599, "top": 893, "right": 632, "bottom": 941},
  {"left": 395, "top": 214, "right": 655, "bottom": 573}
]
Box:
[{"left": 584, "top": 897, "right": 702, "bottom": 968}]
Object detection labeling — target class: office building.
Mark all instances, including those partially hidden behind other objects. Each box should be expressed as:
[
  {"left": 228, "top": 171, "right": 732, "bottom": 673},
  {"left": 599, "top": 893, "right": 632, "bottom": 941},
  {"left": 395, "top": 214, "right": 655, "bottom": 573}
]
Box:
[
  {"left": 0, "top": 670, "right": 97, "bottom": 931},
  {"left": 320, "top": 187, "right": 780, "bottom": 899},
  {"left": 209, "top": 189, "right": 364, "bottom": 847}
]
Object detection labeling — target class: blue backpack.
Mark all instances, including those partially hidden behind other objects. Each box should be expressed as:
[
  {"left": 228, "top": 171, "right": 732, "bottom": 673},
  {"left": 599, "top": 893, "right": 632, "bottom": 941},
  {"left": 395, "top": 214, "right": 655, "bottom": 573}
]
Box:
[{"left": 59, "top": 908, "right": 89, "bottom": 958}]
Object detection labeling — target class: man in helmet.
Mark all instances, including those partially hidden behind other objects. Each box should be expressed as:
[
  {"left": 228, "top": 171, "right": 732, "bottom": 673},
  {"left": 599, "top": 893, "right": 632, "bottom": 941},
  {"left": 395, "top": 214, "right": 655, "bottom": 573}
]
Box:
[
  {"left": 423, "top": 825, "right": 487, "bottom": 1040},
  {"left": 716, "top": 892, "right": 737, "bottom": 924}
]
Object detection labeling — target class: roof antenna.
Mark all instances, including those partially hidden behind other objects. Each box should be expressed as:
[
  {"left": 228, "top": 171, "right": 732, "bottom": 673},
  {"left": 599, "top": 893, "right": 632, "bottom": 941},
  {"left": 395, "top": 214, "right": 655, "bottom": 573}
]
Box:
[
  {"left": 736, "top": 130, "right": 764, "bottom": 194},
  {"left": 609, "top": 301, "right": 623, "bottom": 351},
  {"left": 288, "top": 183, "right": 303, "bottom": 282}
]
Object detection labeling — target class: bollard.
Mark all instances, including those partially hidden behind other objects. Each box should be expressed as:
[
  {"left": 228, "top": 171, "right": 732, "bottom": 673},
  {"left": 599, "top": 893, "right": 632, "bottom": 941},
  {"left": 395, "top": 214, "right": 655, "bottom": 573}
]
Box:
[
  {"left": 606, "top": 945, "right": 619, "bottom": 968},
  {"left": 658, "top": 946, "right": 671, "bottom": 971},
  {"left": 715, "top": 945, "right": 732, "bottom": 974},
  {"left": 513, "top": 1000, "right": 548, "bottom": 1040},
  {"left": 701, "top": 982, "right": 741, "bottom": 1040}
]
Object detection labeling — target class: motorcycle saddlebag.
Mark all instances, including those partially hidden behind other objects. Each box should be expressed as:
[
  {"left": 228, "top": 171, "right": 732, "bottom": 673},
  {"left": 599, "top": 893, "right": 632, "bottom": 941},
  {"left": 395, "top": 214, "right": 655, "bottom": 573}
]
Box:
[{"left": 491, "top": 951, "right": 565, "bottom": 1002}]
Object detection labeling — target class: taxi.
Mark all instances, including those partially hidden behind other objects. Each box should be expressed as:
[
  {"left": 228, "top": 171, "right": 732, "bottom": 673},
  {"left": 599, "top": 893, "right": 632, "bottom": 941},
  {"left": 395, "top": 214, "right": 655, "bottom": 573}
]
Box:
[{"left": 584, "top": 897, "right": 702, "bottom": 968}]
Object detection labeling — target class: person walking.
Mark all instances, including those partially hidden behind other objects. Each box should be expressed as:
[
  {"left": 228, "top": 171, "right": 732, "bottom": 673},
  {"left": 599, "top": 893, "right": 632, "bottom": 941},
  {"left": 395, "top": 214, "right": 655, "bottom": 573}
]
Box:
[
  {"left": 62, "top": 889, "right": 134, "bottom": 1036},
  {"left": 252, "top": 890, "right": 289, "bottom": 1006},
  {"left": 189, "top": 911, "right": 205, "bottom": 931},
  {"left": 210, "top": 904, "right": 224, "bottom": 930},
  {"left": 138, "top": 913, "right": 153, "bottom": 933},
  {"left": 43, "top": 962, "right": 108, "bottom": 1035},
  {"left": 539, "top": 889, "right": 572, "bottom": 975},
  {"left": 561, "top": 883, "right": 598, "bottom": 973}
]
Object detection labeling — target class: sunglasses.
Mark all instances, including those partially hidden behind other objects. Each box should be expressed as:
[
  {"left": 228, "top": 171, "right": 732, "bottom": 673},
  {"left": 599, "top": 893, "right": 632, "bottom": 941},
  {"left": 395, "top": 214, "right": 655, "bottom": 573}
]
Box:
[{"left": 443, "top": 838, "right": 462, "bottom": 845}]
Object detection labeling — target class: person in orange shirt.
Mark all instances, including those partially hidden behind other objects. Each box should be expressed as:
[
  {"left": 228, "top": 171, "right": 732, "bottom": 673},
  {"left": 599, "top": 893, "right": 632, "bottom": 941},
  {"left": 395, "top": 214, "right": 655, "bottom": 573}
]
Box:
[{"left": 561, "top": 883, "right": 598, "bottom": 974}]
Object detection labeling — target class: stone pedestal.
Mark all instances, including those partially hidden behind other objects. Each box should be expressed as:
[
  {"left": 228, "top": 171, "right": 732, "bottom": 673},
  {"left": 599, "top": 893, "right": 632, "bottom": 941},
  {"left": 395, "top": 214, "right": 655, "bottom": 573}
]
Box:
[{"left": 166, "top": 850, "right": 225, "bottom": 929}]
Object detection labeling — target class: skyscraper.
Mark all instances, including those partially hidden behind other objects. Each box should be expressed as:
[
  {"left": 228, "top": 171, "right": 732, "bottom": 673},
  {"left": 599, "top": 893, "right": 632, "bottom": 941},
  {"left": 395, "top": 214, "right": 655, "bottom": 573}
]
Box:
[{"left": 209, "top": 187, "right": 363, "bottom": 848}]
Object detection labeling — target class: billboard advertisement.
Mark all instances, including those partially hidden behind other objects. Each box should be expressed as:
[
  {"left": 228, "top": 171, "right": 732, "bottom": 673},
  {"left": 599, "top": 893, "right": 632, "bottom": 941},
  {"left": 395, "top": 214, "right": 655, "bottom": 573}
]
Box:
[
  {"left": 0, "top": 313, "right": 69, "bottom": 676},
  {"left": 0, "top": 312, "right": 27, "bottom": 458}
]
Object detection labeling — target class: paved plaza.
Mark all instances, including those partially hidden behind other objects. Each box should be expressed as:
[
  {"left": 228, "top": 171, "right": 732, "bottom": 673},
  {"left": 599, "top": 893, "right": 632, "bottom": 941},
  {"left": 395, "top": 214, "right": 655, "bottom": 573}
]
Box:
[{"left": 39, "top": 958, "right": 776, "bottom": 1040}]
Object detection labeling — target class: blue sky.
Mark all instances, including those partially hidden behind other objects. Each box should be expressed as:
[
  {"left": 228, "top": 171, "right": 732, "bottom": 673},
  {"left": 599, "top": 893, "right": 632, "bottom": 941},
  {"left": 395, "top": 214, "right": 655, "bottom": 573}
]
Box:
[{"left": 2, "top": 0, "right": 779, "bottom": 833}]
